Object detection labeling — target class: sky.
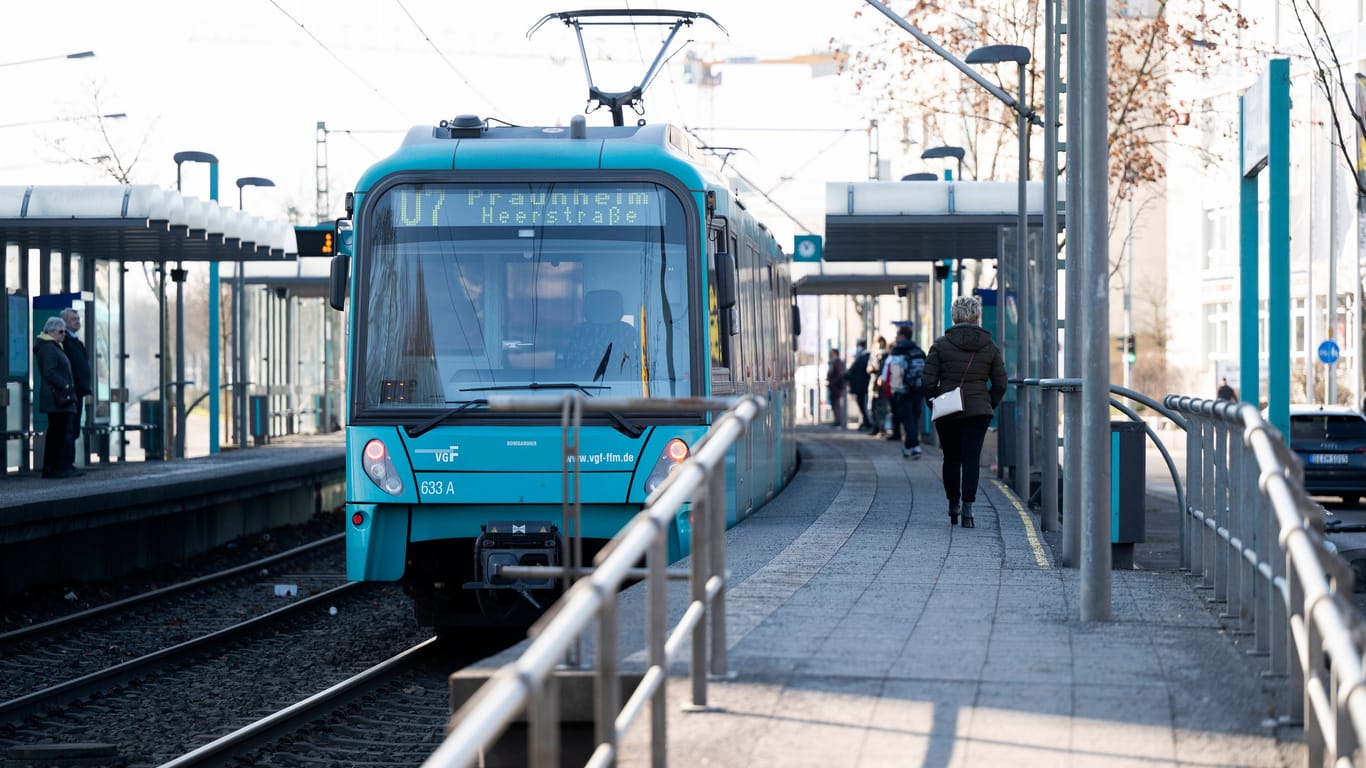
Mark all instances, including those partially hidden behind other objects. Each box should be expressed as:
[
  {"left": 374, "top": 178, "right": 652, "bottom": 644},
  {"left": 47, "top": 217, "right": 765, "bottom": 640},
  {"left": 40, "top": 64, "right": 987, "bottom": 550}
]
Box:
[{"left": 0, "top": 0, "right": 906, "bottom": 251}]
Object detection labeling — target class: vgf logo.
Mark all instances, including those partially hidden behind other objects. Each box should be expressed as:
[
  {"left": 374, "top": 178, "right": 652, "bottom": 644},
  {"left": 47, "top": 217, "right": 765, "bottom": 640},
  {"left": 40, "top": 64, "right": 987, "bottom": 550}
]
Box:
[{"left": 415, "top": 445, "right": 460, "bottom": 462}]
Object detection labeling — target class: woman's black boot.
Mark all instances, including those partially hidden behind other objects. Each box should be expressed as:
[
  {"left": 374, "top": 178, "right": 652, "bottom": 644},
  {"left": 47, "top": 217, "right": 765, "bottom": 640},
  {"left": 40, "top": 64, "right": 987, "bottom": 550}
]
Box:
[{"left": 961, "top": 502, "right": 975, "bottom": 528}]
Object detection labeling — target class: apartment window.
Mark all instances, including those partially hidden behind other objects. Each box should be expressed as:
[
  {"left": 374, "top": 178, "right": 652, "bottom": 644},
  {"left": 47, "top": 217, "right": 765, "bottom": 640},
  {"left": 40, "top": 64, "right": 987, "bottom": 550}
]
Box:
[
  {"left": 1203, "top": 301, "right": 1233, "bottom": 357},
  {"left": 1203, "top": 207, "right": 1234, "bottom": 272}
]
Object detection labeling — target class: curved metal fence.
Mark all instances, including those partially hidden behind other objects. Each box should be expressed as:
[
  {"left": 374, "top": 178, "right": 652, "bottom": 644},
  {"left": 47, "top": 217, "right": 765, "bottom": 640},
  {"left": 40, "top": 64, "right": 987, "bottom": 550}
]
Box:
[
  {"left": 1166, "top": 395, "right": 1366, "bottom": 765},
  {"left": 422, "top": 393, "right": 766, "bottom": 768}
]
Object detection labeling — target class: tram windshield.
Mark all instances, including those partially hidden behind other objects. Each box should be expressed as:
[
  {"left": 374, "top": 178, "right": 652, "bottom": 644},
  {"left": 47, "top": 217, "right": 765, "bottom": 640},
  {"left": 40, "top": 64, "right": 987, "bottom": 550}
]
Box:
[{"left": 356, "top": 181, "right": 694, "bottom": 410}]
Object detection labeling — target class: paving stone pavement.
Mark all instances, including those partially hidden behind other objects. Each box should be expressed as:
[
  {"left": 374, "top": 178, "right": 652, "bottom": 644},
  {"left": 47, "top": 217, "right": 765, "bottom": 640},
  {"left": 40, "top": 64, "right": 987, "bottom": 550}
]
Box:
[{"left": 609, "top": 425, "right": 1306, "bottom": 767}]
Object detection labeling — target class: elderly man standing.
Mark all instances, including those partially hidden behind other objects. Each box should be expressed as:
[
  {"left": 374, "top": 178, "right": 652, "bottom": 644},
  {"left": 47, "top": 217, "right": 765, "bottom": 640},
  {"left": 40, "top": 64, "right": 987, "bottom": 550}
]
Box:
[{"left": 60, "top": 308, "right": 92, "bottom": 473}]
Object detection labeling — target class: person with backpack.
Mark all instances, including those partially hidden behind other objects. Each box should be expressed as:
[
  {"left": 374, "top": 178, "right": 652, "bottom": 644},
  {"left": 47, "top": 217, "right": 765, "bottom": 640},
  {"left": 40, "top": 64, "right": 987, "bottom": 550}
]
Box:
[
  {"left": 843, "top": 339, "right": 873, "bottom": 432},
  {"left": 883, "top": 324, "right": 927, "bottom": 458}
]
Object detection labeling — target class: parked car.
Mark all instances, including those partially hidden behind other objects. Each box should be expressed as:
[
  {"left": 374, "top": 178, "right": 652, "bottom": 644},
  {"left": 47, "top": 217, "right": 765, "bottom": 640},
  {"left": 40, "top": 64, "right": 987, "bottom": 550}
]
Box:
[{"left": 1289, "top": 405, "right": 1366, "bottom": 505}]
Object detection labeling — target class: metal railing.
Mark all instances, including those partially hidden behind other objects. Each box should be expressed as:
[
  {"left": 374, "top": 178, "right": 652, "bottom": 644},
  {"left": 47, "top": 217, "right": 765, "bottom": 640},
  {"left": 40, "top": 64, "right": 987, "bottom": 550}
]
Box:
[
  {"left": 1017, "top": 378, "right": 1188, "bottom": 533},
  {"left": 422, "top": 393, "right": 766, "bottom": 768},
  {"left": 1166, "top": 396, "right": 1366, "bottom": 765}
]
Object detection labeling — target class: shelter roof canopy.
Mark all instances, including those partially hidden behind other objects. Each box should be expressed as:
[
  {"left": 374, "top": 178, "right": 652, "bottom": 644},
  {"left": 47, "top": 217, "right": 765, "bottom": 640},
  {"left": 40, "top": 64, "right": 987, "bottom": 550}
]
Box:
[
  {"left": 823, "top": 180, "right": 1063, "bottom": 262},
  {"left": 0, "top": 185, "right": 297, "bottom": 262}
]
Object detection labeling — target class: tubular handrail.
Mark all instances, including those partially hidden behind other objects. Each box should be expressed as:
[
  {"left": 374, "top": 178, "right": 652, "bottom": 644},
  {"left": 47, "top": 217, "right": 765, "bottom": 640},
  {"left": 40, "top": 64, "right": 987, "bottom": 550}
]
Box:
[
  {"left": 1165, "top": 395, "right": 1366, "bottom": 762},
  {"left": 422, "top": 393, "right": 766, "bottom": 768},
  {"left": 1019, "top": 378, "right": 1188, "bottom": 523}
]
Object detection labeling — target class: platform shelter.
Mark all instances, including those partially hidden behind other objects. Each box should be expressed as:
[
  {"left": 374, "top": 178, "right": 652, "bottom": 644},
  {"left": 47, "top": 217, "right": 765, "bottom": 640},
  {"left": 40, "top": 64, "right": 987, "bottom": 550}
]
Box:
[{"left": 0, "top": 185, "right": 341, "bottom": 476}]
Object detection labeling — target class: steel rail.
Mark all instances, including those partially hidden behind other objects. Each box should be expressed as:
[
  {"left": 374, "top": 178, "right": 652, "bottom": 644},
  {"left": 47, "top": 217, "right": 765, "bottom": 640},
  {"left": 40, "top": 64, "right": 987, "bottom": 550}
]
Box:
[
  {"left": 0, "top": 582, "right": 360, "bottom": 723},
  {"left": 1, "top": 533, "right": 344, "bottom": 645},
  {"left": 157, "top": 636, "right": 442, "bottom": 768}
]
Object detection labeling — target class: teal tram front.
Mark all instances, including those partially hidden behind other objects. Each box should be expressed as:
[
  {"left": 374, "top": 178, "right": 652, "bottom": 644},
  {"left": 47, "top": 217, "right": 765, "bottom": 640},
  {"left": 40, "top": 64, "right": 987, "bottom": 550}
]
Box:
[{"left": 329, "top": 116, "right": 798, "bottom": 628}]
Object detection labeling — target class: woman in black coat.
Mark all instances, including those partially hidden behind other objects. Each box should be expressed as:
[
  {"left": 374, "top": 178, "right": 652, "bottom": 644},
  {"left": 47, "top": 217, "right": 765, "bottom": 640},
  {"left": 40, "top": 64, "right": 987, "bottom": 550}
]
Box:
[
  {"left": 34, "top": 316, "right": 78, "bottom": 478},
  {"left": 922, "top": 295, "right": 1008, "bottom": 528}
]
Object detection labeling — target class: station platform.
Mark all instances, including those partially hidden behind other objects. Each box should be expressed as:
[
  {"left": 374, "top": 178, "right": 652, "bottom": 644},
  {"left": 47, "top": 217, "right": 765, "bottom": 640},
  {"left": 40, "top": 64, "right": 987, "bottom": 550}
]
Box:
[
  {"left": 457, "top": 425, "right": 1305, "bottom": 766},
  {"left": 0, "top": 433, "right": 344, "bottom": 593}
]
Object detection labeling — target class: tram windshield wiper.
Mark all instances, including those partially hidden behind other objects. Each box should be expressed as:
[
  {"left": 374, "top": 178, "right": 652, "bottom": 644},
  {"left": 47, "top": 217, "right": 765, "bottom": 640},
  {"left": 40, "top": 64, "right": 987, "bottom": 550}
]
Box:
[
  {"left": 457, "top": 382, "right": 643, "bottom": 438},
  {"left": 405, "top": 399, "right": 488, "bottom": 438},
  {"left": 458, "top": 382, "right": 608, "bottom": 394}
]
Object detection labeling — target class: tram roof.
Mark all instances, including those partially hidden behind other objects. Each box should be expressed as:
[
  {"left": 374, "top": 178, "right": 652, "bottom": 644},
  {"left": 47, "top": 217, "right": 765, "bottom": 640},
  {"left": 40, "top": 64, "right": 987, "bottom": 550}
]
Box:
[
  {"left": 823, "top": 180, "right": 1063, "bottom": 262},
  {"left": 0, "top": 185, "right": 297, "bottom": 262}
]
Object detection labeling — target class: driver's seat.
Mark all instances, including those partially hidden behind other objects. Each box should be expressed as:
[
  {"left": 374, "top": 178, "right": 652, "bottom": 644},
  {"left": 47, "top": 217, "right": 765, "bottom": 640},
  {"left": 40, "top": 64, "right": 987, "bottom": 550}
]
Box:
[{"left": 565, "top": 289, "right": 639, "bottom": 378}]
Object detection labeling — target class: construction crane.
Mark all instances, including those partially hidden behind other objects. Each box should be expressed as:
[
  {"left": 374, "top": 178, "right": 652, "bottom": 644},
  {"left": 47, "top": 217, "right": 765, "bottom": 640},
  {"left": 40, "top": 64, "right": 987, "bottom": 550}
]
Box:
[{"left": 681, "top": 49, "right": 846, "bottom": 87}]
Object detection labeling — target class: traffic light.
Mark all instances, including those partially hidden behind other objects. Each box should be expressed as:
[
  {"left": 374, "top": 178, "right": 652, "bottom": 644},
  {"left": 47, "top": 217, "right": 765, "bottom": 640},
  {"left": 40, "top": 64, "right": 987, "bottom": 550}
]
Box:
[{"left": 1124, "top": 335, "right": 1136, "bottom": 364}]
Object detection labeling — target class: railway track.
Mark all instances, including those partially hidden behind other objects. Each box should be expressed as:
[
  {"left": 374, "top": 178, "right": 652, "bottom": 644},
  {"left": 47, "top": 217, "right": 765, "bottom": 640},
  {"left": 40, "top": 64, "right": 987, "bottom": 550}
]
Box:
[
  {"left": 160, "top": 637, "right": 458, "bottom": 767},
  {"left": 0, "top": 581, "right": 436, "bottom": 765},
  {"left": 1, "top": 525, "right": 520, "bottom": 766},
  {"left": 0, "top": 534, "right": 348, "bottom": 703}
]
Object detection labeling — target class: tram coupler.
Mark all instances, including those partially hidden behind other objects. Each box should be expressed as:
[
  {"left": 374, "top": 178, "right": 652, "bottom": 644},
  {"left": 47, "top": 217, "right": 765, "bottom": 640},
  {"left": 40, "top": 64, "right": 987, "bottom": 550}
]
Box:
[{"left": 463, "top": 520, "right": 560, "bottom": 595}]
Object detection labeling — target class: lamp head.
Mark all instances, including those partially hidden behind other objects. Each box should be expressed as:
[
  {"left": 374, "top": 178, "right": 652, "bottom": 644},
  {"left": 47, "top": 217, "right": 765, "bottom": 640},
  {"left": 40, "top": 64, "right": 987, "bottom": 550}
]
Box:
[
  {"left": 965, "top": 44, "right": 1031, "bottom": 66},
  {"left": 920, "top": 146, "right": 965, "bottom": 161},
  {"left": 174, "top": 150, "right": 218, "bottom": 165}
]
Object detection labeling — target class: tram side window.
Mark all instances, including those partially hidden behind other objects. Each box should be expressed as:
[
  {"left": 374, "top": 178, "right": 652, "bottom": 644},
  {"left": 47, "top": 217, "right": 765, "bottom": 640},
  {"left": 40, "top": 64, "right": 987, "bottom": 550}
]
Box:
[
  {"left": 741, "top": 242, "right": 760, "bottom": 383},
  {"left": 708, "top": 230, "right": 733, "bottom": 372},
  {"left": 759, "top": 257, "right": 775, "bottom": 380}
]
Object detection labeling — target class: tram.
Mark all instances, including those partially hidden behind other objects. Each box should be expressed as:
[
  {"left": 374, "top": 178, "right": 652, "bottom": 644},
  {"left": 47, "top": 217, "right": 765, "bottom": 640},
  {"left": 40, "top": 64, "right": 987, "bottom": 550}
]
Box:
[{"left": 327, "top": 10, "right": 799, "bottom": 628}]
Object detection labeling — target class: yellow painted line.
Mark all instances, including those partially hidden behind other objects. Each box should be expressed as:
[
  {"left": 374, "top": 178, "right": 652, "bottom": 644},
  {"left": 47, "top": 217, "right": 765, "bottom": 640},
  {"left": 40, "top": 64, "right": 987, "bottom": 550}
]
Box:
[{"left": 991, "top": 478, "right": 1050, "bottom": 569}]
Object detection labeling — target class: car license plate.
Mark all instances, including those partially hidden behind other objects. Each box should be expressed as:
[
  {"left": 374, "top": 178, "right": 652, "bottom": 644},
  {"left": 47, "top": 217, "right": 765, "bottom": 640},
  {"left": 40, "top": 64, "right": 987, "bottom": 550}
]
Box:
[{"left": 1310, "top": 453, "right": 1350, "bottom": 465}]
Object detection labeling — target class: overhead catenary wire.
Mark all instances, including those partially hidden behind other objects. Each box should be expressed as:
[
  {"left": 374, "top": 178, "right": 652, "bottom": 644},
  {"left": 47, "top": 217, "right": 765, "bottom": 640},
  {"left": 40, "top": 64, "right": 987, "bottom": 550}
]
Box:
[
  {"left": 266, "top": 0, "right": 411, "bottom": 118},
  {"left": 394, "top": 0, "right": 506, "bottom": 117}
]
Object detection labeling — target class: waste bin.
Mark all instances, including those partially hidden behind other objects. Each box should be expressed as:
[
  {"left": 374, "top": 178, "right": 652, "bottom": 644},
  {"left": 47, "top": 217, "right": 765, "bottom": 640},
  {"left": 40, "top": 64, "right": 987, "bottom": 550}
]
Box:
[
  {"left": 1111, "top": 420, "right": 1146, "bottom": 567},
  {"left": 250, "top": 395, "right": 270, "bottom": 446},
  {"left": 139, "top": 399, "right": 163, "bottom": 460}
]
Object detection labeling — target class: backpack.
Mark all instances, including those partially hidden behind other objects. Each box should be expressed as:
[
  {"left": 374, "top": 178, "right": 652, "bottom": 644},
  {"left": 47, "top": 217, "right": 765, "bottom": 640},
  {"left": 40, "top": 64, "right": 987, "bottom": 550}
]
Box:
[
  {"left": 907, "top": 356, "right": 925, "bottom": 391},
  {"left": 887, "top": 350, "right": 925, "bottom": 395},
  {"left": 886, "top": 353, "right": 909, "bottom": 395}
]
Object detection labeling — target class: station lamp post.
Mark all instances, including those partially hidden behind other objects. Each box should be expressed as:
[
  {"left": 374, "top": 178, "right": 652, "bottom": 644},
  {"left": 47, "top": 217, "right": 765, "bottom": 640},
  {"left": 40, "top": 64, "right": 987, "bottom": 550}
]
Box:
[
  {"left": 173, "top": 152, "right": 219, "bottom": 459},
  {"left": 921, "top": 145, "right": 968, "bottom": 327},
  {"left": 0, "top": 112, "right": 126, "bottom": 130},
  {"left": 0, "top": 50, "right": 94, "bottom": 68},
  {"left": 966, "top": 43, "right": 1032, "bottom": 500},
  {"left": 920, "top": 145, "right": 966, "bottom": 181},
  {"left": 235, "top": 176, "right": 275, "bottom": 449}
]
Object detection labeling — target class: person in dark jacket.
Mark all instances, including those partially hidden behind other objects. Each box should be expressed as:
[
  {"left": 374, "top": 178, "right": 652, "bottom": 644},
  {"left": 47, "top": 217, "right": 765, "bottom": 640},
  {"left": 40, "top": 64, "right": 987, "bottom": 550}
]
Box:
[
  {"left": 1216, "top": 377, "right": 1235, "bottom": 401},
  {"left": 885, "top": 325, "right": 928, "bottom": 459},
  {"left": 34, "top": 316, "right": 80, "bottom": 478},
  {"left": 923, "top": 295, "right": 1007, "bottom": 528},
  {"left": 843, "top": 339, "right": 872, "bottom": 431},
  {"left": 825, "top": 347, "right": 847, "bottom": 428},
  {"left": 61, "top": 308, "right": 92, "bottom": 473}
]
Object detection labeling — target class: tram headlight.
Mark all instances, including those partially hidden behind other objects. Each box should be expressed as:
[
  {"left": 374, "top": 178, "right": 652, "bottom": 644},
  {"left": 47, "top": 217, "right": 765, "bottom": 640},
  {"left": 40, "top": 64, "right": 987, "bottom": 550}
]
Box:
[
  {"left": 644, "top": 438, "right": 690, "bottom": 493},
  {"left": 362, "top": 439, "right": 404, "bottom": 496}
]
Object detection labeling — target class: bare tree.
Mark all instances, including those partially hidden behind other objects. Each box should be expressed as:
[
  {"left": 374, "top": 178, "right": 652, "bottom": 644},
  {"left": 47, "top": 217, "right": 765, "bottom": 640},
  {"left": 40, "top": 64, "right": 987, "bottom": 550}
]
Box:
[
  {"left": 1286, "top": 1, "right": 1366, "bottom": 198},
  {"left": 47, "top": 83, "right": 154, "bottom": 184},
  {"left": 837, "top": 0, "right": 1249, "bottom": 262},
  {"left": 1282, "top": 1, "right": 1366, "bottom": 405}
]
